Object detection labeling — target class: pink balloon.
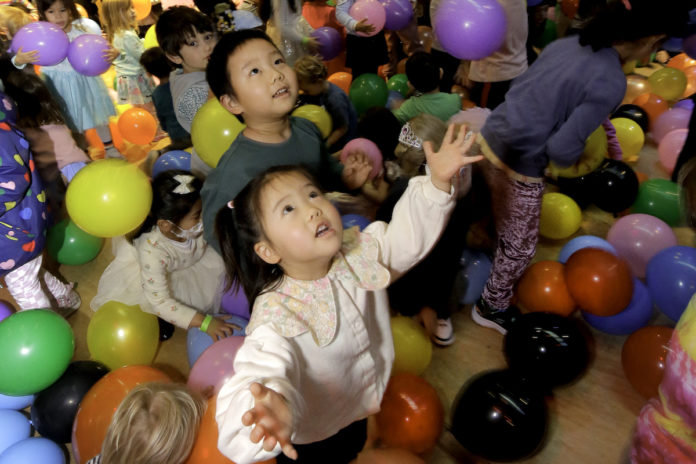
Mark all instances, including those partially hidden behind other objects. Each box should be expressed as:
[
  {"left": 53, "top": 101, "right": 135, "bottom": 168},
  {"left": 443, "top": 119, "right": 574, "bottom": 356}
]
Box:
[
  {"left": 161, "top": 0, "right": 195, "bottom": 8},
  {"left": 651, "top": 108, "right": 691, "bottom": 143},
  {"left": 186, "top": 336, "right": 244, "bottom": 395},
  {"left": 349, "top": 0, "right": 387, "bottom": 37},
  {"left": 607, "top": 213, "right": 677, "bottom": 279},
  {"left": 658, "top": 129, "right": 688, "bottom": 175},
  {"left": 340, "top": 137, "right": 383, "bottom": 179}
]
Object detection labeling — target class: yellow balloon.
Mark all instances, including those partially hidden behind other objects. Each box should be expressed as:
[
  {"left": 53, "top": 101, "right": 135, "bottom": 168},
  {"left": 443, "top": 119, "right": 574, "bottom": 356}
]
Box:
[
  {"left": 610, "top": 117, "right": 645, "bottom": 161},
  {"left": 622, "top": 60, "right": 637, "bottom": 75},
  {"left": 648, "top": 67, "right": 687, "bottom": 101},
  {"left": 390, "top": 316, "right": 432, "bottom": 375},
  {"left": 87, "top": 301, "right": 160, "bottom": 370},
  {"left": 291, "top": 104, "right": 332, "bottom": 139},
  {"left": 66, "top": 159, "right": 153, "bottom": 237},
  {"left": 116, "top": 103, "right": 133, "bottom": 115},
  {"left": 144, "top": 25, "right": 159, "bottom": 50},
  {"left": 539, "top": 192, "right": 582, "bottom": 240},
  {"left": 548, "top": 125, "right": 607, "bottom": 178},
  {"left": 191, "top": 99, "right": 245, "bottom": 167}
]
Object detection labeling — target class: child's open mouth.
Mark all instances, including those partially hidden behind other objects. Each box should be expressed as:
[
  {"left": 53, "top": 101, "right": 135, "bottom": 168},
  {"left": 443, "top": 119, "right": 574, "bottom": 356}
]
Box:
[
  {"left": 273, "top": 87, "right": 289, "bottom": 98},
  {"left": 315, "top": 223, "right": 332, "bottom": 238}
]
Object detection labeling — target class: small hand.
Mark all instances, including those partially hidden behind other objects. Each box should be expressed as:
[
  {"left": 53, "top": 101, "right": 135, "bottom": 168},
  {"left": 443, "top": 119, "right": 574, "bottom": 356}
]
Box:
[
  {"left": 242, "top": 382, "right": 297, "bottom": 460},
  {"left": 342, "top": 151, "right": 372, "bottom": 189},
  {"left": 355, "top": 19, "right": 375, "bottom": 35},
  {"left": 103, "top": 47, "right": 120, "bottom": 63},
  {"left": 205, "top": 316, "right": 241, "bottom": 340},
  {"left": 423, "top": 124, "right": 483, "bottom": 192},
  {"left": 14, "top": 47, "right": 39, "bottom": 65}
]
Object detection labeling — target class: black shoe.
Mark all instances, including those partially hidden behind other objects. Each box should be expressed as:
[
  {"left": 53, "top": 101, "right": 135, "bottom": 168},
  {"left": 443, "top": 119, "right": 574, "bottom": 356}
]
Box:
[
  {"left": 471, "top": 298, "right": 520, "bottom": 335},
  {"left": 158, "top": 317, "right": 175, "bottom": 341}
]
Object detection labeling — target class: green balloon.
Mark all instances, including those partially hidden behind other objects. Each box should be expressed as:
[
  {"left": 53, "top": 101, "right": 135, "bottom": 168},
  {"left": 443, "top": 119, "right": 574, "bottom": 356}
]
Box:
[
  {"left": 630, "top": 178, "right": 684, "bottom": 226},
  {"left": 349, "top": 73, "right": 389, "bottom": 116},
  {"left": 46, "top": 219, "right": 104, "bottom": 266},
  {"left": 387, "top": 74, "right": 409, "bottom": 98},
  {"left": 0, "top": 309, "right": 75, "bottom": 396},
  {"left": 534, "top": 19, "right": 557, "bottom": 49}
]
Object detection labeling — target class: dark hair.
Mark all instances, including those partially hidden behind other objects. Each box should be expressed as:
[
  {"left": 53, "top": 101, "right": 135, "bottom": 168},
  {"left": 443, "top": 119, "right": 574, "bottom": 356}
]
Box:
[
  {"left": 680, "top": 157, "right": 696, "bottom": 228},
  {"left": 3, "top": 72, "right": 64, "bottom": 128},
  {"left": 140, "top": 47, "right": 174, "bottom": 79},
  {"left": 155, "top": 6, "right": 215, "bottom": 60},
  {"left": 133, "top": 170, "right": 203, "bottom": 240},
  {"left": 405, "top": 51, "right": 440, "bottom": 93},
  {"left": 259, "top": 0, "right": 297, "bottom": 24},
  {"left": 357, "top": 107, "right": 401, "bottom": 161},
  {"left": 35, "top": 0, "right": 79, "bottom": 23},
  {"left": 206, "top": 28, "right": 278, "bottom": 98},
  {"left": 215, "top": 165, "right": 316, "bottom": 303},
  {"left": 578, "top": 0, "right": 691, "bottom": 52}
]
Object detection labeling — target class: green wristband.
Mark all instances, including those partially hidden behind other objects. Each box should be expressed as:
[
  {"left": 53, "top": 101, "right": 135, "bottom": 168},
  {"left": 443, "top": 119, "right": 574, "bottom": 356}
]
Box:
[{"left": 200, "top": 314, "right": 213, "bottom": 333}]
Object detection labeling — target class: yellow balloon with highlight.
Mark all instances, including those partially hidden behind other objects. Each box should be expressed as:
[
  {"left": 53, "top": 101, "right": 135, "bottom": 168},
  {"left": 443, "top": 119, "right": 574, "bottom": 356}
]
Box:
[
  {"left": 390, "top": 316, "right": 432, "bottom": 375},
  {"left": 611, "top": 117, "right": 645, "bottom": 161},
  {"left": 648, "top": 67, "right": 687, "bottom": 101},
  {"left": 144, "top": 25, "right": 159, "bottom": 50},
  {"left": 548, "top": 125, "right": 607, "bottom": 178},
  {"left": 191, "top": 98, "right": 245, "bottom": 167},
  {"left": 539, "top": 192, "right": 582, "bottom": 240},
  {"left": 292, "top": 104, "right": 332, "bottom": 139}
]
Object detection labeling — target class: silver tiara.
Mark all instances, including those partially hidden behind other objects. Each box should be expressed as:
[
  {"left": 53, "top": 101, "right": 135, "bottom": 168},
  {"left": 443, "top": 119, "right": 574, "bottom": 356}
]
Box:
[{"left": 398, "top": 122, "right": 423, "bottom": 149}]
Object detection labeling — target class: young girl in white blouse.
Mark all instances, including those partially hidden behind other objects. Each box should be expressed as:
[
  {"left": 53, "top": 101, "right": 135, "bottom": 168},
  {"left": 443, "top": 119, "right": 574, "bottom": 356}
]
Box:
[
  {"left": 91, "top": 170, "right": 238, "bottom": 339},
  {"left": 213, "top": 124, "right": 481, "bottom": 463}
]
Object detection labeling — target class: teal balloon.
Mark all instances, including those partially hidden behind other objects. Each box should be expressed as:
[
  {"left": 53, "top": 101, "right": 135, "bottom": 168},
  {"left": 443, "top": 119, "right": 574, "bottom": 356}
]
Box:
[
  {"left": 0, "top": 309, "right": 74, "bottom": 396},
  {"left": 46, "top": 219, "right": 104, "bottom": 266},
  {"left": 387, "top": 73, "right": 409, "bottom": 97},
  {"left": 630, "top": 178, "right": 684, "bottom": 227},
  {"left": 349, "top": 73, "right": 388, "bottom": 115}
]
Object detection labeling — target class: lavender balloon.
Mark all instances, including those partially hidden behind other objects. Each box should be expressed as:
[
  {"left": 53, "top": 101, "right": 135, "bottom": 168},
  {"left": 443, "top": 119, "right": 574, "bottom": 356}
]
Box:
[
  {"left": 311, "top": 27, "right": 343, "bottom": 61},
  {"left": 380, "top": 0, "right": 413, "bottom": 31},
  {"left": 651, "top": 108, "right": 692, "bottom": 144},
  {"left": 10, "top": 22, "right": 69, "bottom": 66},
  {"left": 434, "top": 0, "right": 506, "bottom": 60},
  {"left": 187, "top": 335, "right": 245, "bottom": 395},
  {"left": 67, "top": 34, "right": 111, "bottom": 76}
]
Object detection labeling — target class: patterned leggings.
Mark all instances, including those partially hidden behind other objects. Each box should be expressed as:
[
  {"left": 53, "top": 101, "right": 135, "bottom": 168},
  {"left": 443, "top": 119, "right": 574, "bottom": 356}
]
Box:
[
  {"left": 4, "top": 255, "right": 72, "bottom": 310},
  {"left": 480, "top": 160, "right": 545, "bottom": 310}
]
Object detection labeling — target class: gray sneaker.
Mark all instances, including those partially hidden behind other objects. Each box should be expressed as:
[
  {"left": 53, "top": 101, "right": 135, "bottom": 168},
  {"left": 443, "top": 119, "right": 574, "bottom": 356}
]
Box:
[{"left": 471, "top": 298, "right": 520, "bottom": 335}]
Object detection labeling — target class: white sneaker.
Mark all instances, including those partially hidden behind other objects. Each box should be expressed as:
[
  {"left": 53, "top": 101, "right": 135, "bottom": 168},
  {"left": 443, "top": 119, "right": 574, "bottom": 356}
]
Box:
[
  {"left": 55, "top": 284, "right": 81, "bottom": 318},
  {"left": 431, "top": 318, "right": 455, "bottom": 346}
]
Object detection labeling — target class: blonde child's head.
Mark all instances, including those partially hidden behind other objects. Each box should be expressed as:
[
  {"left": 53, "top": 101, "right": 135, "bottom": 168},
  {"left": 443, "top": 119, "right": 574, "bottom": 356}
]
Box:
[
  {"left": 98, "top": 0, "right": 137, "bottom": 42},
  {"left": 294, "top": 55, "right": 327, "bottom": 96},
  {"left": 101, "top": 382, "right": 206, "bottom": 464},
  {"left": 392, "top": 113, "right": 447, "bottom": 180},
  {"left": 0, "top": 5, "right": 32, "bottom": 46}
]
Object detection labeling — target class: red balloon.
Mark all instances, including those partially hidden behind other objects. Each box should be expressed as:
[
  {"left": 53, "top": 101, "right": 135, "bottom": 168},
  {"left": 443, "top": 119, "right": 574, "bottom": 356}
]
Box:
[
  {"left": 621, "top": 326, "right": 673, "bottom": 399},
  {"left": 375, "top": 374, "right": 444, "bottom": 454},
  {"left": 564, "top": 248, "right": 633, "bottom": 316},
  {"left": 516, "top": 260, "right": 577, "bottom": 316}
]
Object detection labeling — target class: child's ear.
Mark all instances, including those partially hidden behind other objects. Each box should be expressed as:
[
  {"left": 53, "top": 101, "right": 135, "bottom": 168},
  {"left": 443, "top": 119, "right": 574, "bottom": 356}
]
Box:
[
  {"left": 254, "top": 240, "right": 281, "bottom": 265},
  {"left": 157, "top": 218, "right": 173, "bottom": 232},
  {"left": 220, "top": 93, "right": 244, "bottom": 116},
  {"left": 165, "top": 52, "right": 183, "bottom": 66}
]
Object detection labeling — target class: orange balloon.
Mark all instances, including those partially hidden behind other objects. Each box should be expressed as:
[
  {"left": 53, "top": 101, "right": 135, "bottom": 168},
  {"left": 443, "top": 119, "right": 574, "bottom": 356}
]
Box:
[
  {"left": 123, "top": 144, "right": 149, "bottom": 162},
  {"left": 76, "top": 3, "right": 88, "bottom": 18},
  {"left": 666, "top": 53, "right": 696, "bottom": 72},
  {"left": 622, "top": 74, "right": 650, "bottom": 105},
  {"left": 681, "top": 65, "right": 696, "bottom": 99},
  {"left": 621, "top": 326, "right": 673, "bottom": 399},
  {"left": 417, "top": 26, "right": 433, "bottom": 53},
  {"left": 561, "top": 0, "right": 579, "bottom": 18},
  {"left": 375, "top": 374, "right": 444, "bottom": 455},
  {"left": 133, "top": 0, "right": 152, "bottom": 20},
  {"left": 516, "top": 260, "right": 577, "bottom": 316},
  {"left": 72, "top": 366, "right": 171, "bottom": 464},
  {"left": 327, "top": 71, "right": 352, "bottom": 94},
  {"left": 118, "top": 107, "right": 157, "bottom": 145},
  {"left": 564, "top": 248, "right": 633, "bottom": 317},
  {"left": 632, "top": 93, "right": 669, "bottom": 128}
]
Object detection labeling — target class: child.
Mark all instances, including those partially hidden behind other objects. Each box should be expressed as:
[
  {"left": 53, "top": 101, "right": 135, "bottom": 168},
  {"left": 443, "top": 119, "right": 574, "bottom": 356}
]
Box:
[
  {"left": 335, "top": 0, "right": 387, "bottom": 77},
  {"left": 99, "top": 0, "right": 156, "bottom": 106},
  {"left": 213, "top": 125, "right": 481, "bottom": 463},
  {"left": 471, "top": 0, "right": 690, "bottom": 334},
  {"left": 202, "top": 29, "right": 372, "bottom": 252},
  {"left": 294, "top": 55, "right": 357, "bottom": 152},
  {"left": 392, "top": 51, "right": 462, "bottom": 124},
  {"left": 140, "top": 47, "right": 192, "bottom": 152},
  {"left": 91, "top": 170, "right": 238, "bottom": 339}
]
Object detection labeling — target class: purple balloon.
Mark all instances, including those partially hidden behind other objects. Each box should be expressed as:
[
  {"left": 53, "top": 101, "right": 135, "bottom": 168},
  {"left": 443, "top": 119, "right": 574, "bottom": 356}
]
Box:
[
  {"left": 379, "top": 0, "right": 413, "bottom": 31},
  {"left": 646, "top": 246, "right": 696, "bottom": 322},
  {"left": 674, "top": 99, "right": 695, "bottom": 111},
  {"left": 67, "top": 34, "right": 111, "bottom": 76},
  {"left": 434, "top": 0, "right": 507, "bottom": 60},
  {"left": 10, "top": 22, "right": 69, "bottom": 66},
  {"left": 221, "top": 286, "right": 250, "bottom": 319},
  {"left": 651, "top": 108, "right": 692, "bottom": 144},
  {"left": 187, "top": 335, "right": 245, "bottom": 395},
  {"left": 684, "top": 33, "right": 696, "bottom": 59},
  {"left": 311, "top": 27, "right": 343, "bottom": 61},
  {"left": 582, "top": 279, "right": 653, "bottom": 335},
  {"left": 0, "top": 300, "right": 14, "bottom": 323}
]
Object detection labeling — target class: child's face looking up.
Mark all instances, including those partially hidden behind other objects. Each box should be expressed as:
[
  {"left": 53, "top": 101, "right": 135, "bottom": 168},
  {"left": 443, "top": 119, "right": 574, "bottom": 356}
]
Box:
[
  {"left": 44, "top": 0, "right": 71, "bottom": 31},
  {"left": 169, "top": 30, "right": 217, "bottom": 73}
]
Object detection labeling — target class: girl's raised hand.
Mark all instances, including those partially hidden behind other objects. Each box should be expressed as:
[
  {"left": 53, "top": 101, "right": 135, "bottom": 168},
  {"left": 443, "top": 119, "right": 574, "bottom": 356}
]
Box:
[
  {"left": 14, "top": 47, "right": 39, "bottom": 66},
  {"left": 423, "top": 124, "right": 483, "bottom": 193},
  {"left": 242, "top": 382, "right": 298, "bottom": 461},
  {"left": 103, "top": 47, "right": 120, "bottom": 63}
]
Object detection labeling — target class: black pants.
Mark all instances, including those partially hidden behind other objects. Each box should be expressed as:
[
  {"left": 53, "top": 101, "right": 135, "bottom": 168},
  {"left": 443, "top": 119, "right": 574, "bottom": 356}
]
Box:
[
  {"left": 469, "top": 80, "right": 513, "bottom": 110},
  {"left": 275, "top": 419, "right": 367, "bottom": 464},
  {"left": 672, "top": 94, "right": 696, "bottom": 181}
]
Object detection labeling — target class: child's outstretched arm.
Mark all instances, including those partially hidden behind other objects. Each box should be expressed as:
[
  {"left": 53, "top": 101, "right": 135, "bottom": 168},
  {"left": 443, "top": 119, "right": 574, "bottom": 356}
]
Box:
[{"left": 242, "top": 382, "right": 297, "bottom": 460}]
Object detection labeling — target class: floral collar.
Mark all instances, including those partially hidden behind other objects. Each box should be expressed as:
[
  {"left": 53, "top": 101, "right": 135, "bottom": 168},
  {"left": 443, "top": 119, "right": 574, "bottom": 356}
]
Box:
[{"left": 246, "top": 227, "right": 391, "bottom": 346}]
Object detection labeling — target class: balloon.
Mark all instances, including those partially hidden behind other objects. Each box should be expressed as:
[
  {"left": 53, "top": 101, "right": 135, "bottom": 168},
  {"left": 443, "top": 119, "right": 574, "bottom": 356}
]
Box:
[
  {"left": 632, "top": 93, "right": 669, "bottom": 126},
  {"left": 349, "top": 73, "right": 389, "bottom": 115},
  {"left": 187, "top": 336, "right": 245, "bottom": 395},
  {"left": 515, "top": 261, "right": 576, "bottom": 316},
  {"left": 652, "top": 108, "right": 691, "bottom": 144},
  {"left": 341, "top": 213, "right": 371, "bottom": 231},
  {"left": 72, "top": 366, "right": 171, "bottom": 464},
  {"left": 187, "top": 398, "right": 233, "bottom": 464},
  {"left": 0, "top": 437, "right": 65, "bottom": 464},
  {"left": 191, "top": 98, "right": 245, "bottom": 167},
  {"left": 0, "top": 410, "right": 31, "bottom": 456},
  {"left": 87, "top": 301, "right": 160, "bottom": 370},
  {"left": 662, "top": 37, "right": 683, "bottom": 54},
  {"left": 144, "top": 25, "right": 159, "bottom": 49},
  {"left": 646, "top": 246, "right": 696, "bottom": 322},
  {"left": 386, "top": 73, "right": 409, "bottom": 97},
  {"left": 610, "top": 117, "right": 644, "bottom": 160},
  {"left": 0, "top": 392, "right": 33, "bottom": 410},
  {"left": 66, "top": 159, "right": 152, "bottom": 237},
  {"left": 621, "top": 326, "right": 673, "bottom": 398},
  {"left": 565, "top": 248, "right": 633, "bottom": 316},
  {"left": 558, "top": 235, "right": 616, "bottom": 264},
  {"left": 622, "top": 60, "right": 637, "bottom": 75},
  {"left": 0, "top": 309, "right": 74, "bottom": 396},
  {"left": 631, "top": 178, "right": 683, "bottom": 227},
  {"left": 355, "top": 448, "right": 425, "bottom": 463},
  {"left": 30, "top": 361, "right": 109, "bottom": 443},
  {"left": 390, "top": 316, "right": 432, "bottom": 375},
  {"left": 560, "top": 0, "right": 579, "bottom": 17},
  {"left": 0, "top": 300, "right": 13, "bottom": 323},
  {"left": 375, "top": 374, "right": 443, "bottom": 454},
  {"left": 349, "top": 0, "right": 386, "bottom": 37},
  {"left": 133, "top": 0, "right": 152, "bottom": 20},
  {"left": 658, "top": 129, "right": 688, "bottom": 175},
  {"left": 434, "top": 0, "right": 507, "bottom": 60},
  {"left": 221, "top": 287, "right": 251, "bottom": 319},
  {"left": 186, "top": 315, "right": 248, "bottom": 367},
  {"left": 674, "top": 98, "right": 695, "bottom": 111},
  {"left": 457, "top": 249, "right": 492, "bottom": 305},
  {"left": 590, "top": 159, "right": 639, "bottom": 214},
  {"left": 311, "top": 27, "right": 342, "bottom": 61},
  {"left": 416, "top": 26, "right": 433, "bottom": 53},
  {"left": 548, "top": 125, "right": 607, "bottom": 178},
  {"left": 380, "top": 0, "right": 413, "bottom": 30},
  {"left": 123, "top": 143, "right": 149, "bottom": 162},
  {"left": 450, "top": 369, "right": 548, "bottom": 461},
  {"left": 340, "top": 137, "right": 382, "bottom": 179},
  {"left": 648, "top": 67, "right": 687, "bottom": 101},
  {"left": 292, "top": 104, "right": 332, "bottom": 139},
  {"left": 76, "top": 3, "right": 88, "bottom": 17},
  {"left": 67, "top": 34, "right": 111, "bottom": 76},
  {"left": 118, "top": 107, "right": 157, "bottom": 145},
  {"left": 385, "top": 89, "right": 404, "bottom": 109},
  {"left": 10, "top": 22, "right": 69, "bottom": 66},
  {"left": 582, "top": 279, "right": 653, "bottom": 335},
  {"left": 684, "top": 35, "right": 696, "bottom": 59},
  {"left": 327, "top": 71, "right": 352, "bottom": 94},
  {"left": 46, "top": 218, "right": 104, "bottom": 266},
  {"left": 538, "top": 192, "right": 582, "bottom": 240},
  {"left": 611, "top": 104, "right": 649, "bottom": 133},
  {"left": 556, "top": 171, "right": 595, "bottom": 209},
  {"left": 152, "top": 150, "right": 192, "bottom": 178},
  {"left": 622, "top": 75, "right": 650, "bottom": 105},
  {"left": 75, "top": 17, "right": 102, "bottom": 35}
]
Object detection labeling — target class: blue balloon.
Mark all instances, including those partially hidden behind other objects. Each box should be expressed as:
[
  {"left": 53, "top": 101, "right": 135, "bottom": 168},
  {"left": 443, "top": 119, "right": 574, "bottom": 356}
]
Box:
[
  {"left": 458, "top": 249, "right": 492, "bottom": 305},
  {"left": 0, "top": 392, "right": 34, "bottom": 410},
  {"left": 151, "top": 150, "right": 191, "bottom": 178},
  {"left": 646, "top": 246, "right": 696, "bottom": 322},
  {"left": 342, "top": 214, "right": 371, "bottom": 231},
  {"left": 582, "top": 279, "right": 654, "bottom": 335},
  {"left": 0, "top": 410, "right": 31, "bottom": 456},
  {"left": 0, "top": 438, "right": 64, "bottom": 464},
  {"left": 186, "top": 315, "right": 248, "bottom": 367},
  {"left": 558, "top": 235, "right": 617, "bottom": 264}
]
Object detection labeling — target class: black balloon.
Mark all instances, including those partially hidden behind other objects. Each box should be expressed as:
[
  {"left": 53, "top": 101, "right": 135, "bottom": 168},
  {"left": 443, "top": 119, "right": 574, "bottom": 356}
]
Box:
[
  {"left": 451, "top": 369, "right": 548, "bottom": 462},
  {"left": 611, "top": 104, "right": 650, "bottom": 133},
  {"left": 591, "top": 159, "right": 639, "bottom": 214},
  {"left": 31, "top": 360, "right": 109, "bottom": 443},
  {"left": 556, "top": 173, "right": 596, "bottom": 209},
  {"left": 504, "top": 312, "right": 590, "bottom": 388}
]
